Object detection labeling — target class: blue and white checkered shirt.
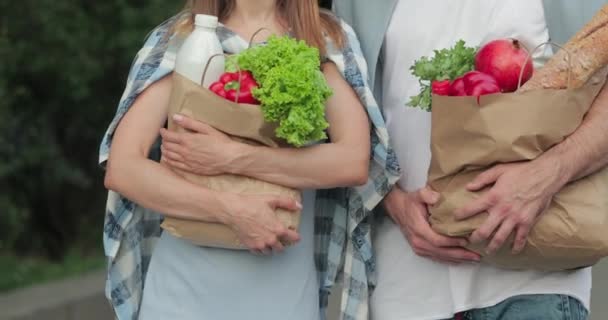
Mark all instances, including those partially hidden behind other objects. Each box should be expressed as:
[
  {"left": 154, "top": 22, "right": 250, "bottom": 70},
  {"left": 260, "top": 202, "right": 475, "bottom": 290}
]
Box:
[{"left": 99, "top": 14, "right": 400, "bottom": 320}]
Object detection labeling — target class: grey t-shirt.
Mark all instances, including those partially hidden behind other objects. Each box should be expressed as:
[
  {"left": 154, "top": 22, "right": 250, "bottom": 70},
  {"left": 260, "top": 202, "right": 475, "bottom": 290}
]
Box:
[{"left": 139, "top": 190, "right": 320, "bottom": 320}]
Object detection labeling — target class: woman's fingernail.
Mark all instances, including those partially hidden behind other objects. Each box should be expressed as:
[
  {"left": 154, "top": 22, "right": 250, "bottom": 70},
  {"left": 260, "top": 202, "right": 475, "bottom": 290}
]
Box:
[
  {"left": 432, "top": 193, "right": 440, "bottom": 203},
  {"left": 173, "top": 114, "right": 183, "bottom": 122},
  {"left": 296, "top": 201, "right": 303, "bottom": 210}
]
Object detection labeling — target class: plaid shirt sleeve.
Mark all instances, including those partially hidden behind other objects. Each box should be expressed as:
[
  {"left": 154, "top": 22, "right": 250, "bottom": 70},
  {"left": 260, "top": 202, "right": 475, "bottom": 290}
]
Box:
[
  {"left": 99, "top": 15, "right": 179, "bottom": 320},
  {"left": 316, "top": 21, "right": 401, "bottom": 320}
]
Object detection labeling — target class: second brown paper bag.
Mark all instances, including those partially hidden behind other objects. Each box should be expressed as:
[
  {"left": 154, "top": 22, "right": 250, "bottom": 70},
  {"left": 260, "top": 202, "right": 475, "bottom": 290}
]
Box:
[{"left": 428, "top": 73, "right": 608, "bottom": 271}]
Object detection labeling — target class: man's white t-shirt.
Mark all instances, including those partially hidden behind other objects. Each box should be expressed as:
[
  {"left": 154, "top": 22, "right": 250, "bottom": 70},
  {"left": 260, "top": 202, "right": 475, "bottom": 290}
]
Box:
[{"left": 371, "top": 1, "right": 591, "bottom": 319}]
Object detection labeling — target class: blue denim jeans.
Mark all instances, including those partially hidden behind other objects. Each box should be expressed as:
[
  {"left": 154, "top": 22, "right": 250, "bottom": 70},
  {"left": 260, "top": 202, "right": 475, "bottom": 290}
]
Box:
[{"left": 449, "top": 294, "right": 588, "bottom": 320}]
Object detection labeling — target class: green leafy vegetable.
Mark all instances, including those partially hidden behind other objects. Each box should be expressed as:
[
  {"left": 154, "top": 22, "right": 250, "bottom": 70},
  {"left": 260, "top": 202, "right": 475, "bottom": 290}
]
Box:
[
  {"left": 227, "top": 36, "right": 332, "bottom": 147},
  {"left": 407, "top": 40, "right": 477, "bottom": 111}
]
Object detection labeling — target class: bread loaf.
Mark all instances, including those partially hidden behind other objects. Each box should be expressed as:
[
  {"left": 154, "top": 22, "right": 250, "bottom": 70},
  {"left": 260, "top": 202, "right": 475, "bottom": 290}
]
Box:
[{"left": 519, "top": 4, "right": 608, "bottom": 91}]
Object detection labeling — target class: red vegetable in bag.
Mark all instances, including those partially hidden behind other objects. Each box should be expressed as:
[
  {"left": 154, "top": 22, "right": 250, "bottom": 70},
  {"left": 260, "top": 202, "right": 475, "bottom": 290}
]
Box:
[
  {"left": 462, "top": 71, "right": 501, "bottom": 97},
  {"left": 209, "top": 81, "right": 227, "bottom": 98},
  {"left": 475, "top": 39, "right": 534, "bottom": 93},
  {"left": 449, "top": 77, "right": 467, "bottom": 96},
  {"left": 432, "top": 80, "right": 451, "bottom": 96},
  {"left": 209, "top": 71, "right": 260, "bottom": 105}
]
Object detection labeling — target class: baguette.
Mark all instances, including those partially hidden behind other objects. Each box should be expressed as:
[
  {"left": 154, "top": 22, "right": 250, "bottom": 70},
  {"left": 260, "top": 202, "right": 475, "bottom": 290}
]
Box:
[{"left": 519, "top": 4, "right": 608, "bottom": 91}]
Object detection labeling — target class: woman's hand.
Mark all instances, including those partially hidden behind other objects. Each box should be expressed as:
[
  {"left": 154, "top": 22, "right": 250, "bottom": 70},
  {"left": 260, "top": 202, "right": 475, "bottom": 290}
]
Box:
[
  {"left": 160, "top": 114, "right": 241, "bottom": 176},
  {"left": 163, "top": 62, "right": 372, "bottom": 190},
  {"left": 222, "top": 193, "right": 302, "bottom": 255}
]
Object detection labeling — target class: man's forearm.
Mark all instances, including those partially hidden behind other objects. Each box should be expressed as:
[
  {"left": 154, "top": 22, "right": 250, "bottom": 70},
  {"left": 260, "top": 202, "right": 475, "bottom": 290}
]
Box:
[
  {"left": 540, "top": 81, "right": 608, "bottom": 184},
  {"left": 227, "top": 142, "right": 369, "bottom": 190}
]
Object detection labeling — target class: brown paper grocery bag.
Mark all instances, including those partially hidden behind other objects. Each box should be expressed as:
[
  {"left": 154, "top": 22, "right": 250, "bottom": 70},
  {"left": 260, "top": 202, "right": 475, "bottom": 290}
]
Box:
[
  {"left": 160, "top": 73, "right": 301, "bottom": 249},
  {"left": 428, "top": 72, "right": 607, "bottom": 270}
]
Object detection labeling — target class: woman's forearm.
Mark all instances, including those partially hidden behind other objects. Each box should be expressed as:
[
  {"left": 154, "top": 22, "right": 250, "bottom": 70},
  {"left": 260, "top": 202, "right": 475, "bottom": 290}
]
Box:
[
  {"left": 160, "top": 62, "right": 371, "bottom": 189},
  {"left": 226, "top": 142, "right": 369, "bottom": 189},
  {"left": 223, "top": 62, "right": 371, "bottom": 190},
  {"left": 103, "top": 73, "right": 240, "bottom": 225},
  {"left": 105, "top": 156, "right": 231, "bottom": 224}
]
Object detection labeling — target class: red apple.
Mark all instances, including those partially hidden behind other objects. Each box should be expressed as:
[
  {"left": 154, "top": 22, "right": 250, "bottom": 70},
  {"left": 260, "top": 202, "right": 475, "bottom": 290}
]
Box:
[{"left": 475, "top": 39, "right": 534, "bottom": 93}]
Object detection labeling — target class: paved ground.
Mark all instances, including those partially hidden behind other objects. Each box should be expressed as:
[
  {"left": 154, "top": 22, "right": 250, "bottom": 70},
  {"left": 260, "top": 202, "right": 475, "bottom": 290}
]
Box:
[
  {"left": 0, "top": 271, "right": 110, "bottom": 320},
  {"left": 1, "top": 260, "right": 607, "bottom": 320}
]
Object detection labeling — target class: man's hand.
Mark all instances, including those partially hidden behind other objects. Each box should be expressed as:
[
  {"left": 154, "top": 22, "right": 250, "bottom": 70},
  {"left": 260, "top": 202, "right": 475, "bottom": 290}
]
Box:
[
  {"left": 454, "top": 160, "right": 565, "bottom": 255},
  {"left": 384, "top": 185, "right": 481, "bottom": 264},
  {"left": 454, "top": 78, "right": 608, "bottom": 255},
  {"left": 160, "top": 114, "right": 239, "bottom": 176}
]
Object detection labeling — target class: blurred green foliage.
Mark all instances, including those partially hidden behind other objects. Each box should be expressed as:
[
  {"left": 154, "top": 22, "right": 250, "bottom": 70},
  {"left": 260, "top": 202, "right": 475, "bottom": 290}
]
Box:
[
  {"left": 0, "top": 249, "right": 106, "bottom": 292},
  {"left": 0, "top": 1, "right": 181, "bottom": 260},
  {"left": 0, "top": 0, "right": 333, "bottom": 289}
]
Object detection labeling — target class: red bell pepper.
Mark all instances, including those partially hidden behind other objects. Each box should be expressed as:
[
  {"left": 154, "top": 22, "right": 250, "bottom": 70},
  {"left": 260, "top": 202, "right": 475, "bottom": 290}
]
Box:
[
  {"left": 462, "top": 71, "right": 501, "bottom": 97},
  {"left": 209, "top": 81, "right": 227, "bottom": 98},
  {"left": 209, "top": 71, "right": 260, "bottom": 105},
  {"left": 431, "top": 80, "right": 451, "bottom": 96},
  {"left": 448, "top": 77, "right": 467, "bottom": 96}
]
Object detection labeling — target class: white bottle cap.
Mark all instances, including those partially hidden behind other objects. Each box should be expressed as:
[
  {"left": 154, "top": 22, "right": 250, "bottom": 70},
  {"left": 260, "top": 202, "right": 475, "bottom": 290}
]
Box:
[{"left": 194, "top": 14, "right": 219, "bottom": 28}]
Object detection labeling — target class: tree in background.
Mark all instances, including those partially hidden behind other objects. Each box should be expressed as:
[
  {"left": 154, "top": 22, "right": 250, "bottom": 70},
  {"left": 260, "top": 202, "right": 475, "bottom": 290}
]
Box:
[
  {"left": 1, "top": 0, "right": 334, "bottom": 261},
  {"left": 320, "top": 0, "right": 332, "bottom": 9},
  {"left": 1, "top": 1, "right": 181, "bottom": 260}
]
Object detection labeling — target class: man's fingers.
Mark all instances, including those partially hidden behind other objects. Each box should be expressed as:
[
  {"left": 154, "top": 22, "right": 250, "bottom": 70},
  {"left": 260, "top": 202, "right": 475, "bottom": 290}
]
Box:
[
  {"left": 429, "top": 233, "right": 469, "bottom": 248},
  {"left": 428, "top": 257, "right": 462, "bottom": 265},
  {"left": 454, "top": 195, "right": 492, "bottom": 220},
  {"left": 433, "top": 246, "right": 481, "bottom": 262},
  {"left": 469, "top": 211, "right": 502, "bottom": 244},
  {"left": 410, "top": 222, "right": 481, "bottom": 262},
  {"left": 160, "top": 128, "right": 183, "bottom": 144},
  {"left": 467, "top": 165, "right": 504, "bottom": 191},
  {"left": 486, "top": 218, "right": 516, "bottom": 255},
  {"left": 417, "top": 221, "right": 468, "bottom": 248},
  {"left": 409, "top": 203, "right": 467, "bottom": 247},
  {"left": 419, "top": 186, "right": 440, "bottom": 205},
  {"left": 269, "top": 197, "right": 303, "bottom": 212},
  {"left": 410, "top": 234, "right": 480, "bottom": 263},
  {"left": 512, "top": 225, "right": 531, "bottom": 254},
  {"left": 173, "top": 114, "right": 211, "bottom": 134}
]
